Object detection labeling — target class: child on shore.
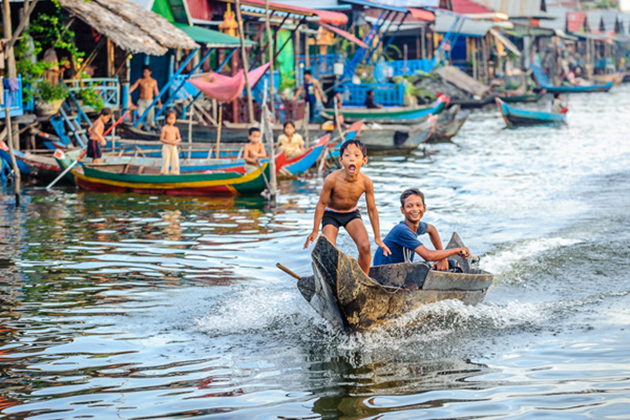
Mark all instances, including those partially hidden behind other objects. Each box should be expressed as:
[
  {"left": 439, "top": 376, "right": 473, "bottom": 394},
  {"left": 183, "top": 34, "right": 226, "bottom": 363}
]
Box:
[
  {"left": 87, "top": 107, "right": 112, "bottom": 164},
  {"left": 160, "top": 110, "right": 181, "bottom": 175},
  {"left": 304, "top": 139, "right": 390, "bottom": 274},
  {"left": 373, "top": 188, "right": 469, "bottom": 269},
  {"left": 244, "top": 127, "right": 267, "bottom": 174}
]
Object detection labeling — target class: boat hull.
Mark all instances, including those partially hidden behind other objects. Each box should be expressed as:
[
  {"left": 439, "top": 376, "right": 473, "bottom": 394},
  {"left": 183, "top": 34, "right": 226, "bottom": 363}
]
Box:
[
  {"left": 56, "top": 152, "right": 271, "bottom": 196},
  {"left": 496, "top": 98, "right": 565, "bottom": 128},
  {"left": 321, "top": 101, "right": 446, "bottom": 124},
  {"left": 298, "top": 234, "right": 493, "bottom": 332}
]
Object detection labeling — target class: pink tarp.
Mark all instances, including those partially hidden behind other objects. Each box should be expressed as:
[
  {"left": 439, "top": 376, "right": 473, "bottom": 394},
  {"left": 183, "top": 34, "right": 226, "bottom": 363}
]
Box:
[{"left": 188, "top": 63, "right": 270, "bottom": 102}]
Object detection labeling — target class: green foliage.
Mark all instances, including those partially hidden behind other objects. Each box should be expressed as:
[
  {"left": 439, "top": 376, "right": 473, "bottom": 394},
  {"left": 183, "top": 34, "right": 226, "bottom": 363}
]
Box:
[
  {"left": 77, "top": 86, "right": 105, "bottom": 112},
  {"left": 28, "top": 10, "right": 84, "bottom": 60},
  {"left": 38, "top": 80, "right": 69, "bottom": 102},
  {"left": 382, "top": 44, "right": 402, "bottom": 62},
  {"left": 15, "top": 7, "right": 83, "bottom": 104},
  {"left": 279, "top": 69, "right": 295, "bottom": 91}
]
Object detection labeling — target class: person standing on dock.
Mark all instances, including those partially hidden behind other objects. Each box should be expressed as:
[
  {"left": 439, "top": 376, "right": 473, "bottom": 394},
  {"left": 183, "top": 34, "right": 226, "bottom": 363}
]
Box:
[
  {"left": 160, "top": 111, "right": 181, "bottom": 175},
  {"left": 293, "top": 70, "right": 326, "bottom": 123},
  {"left": 130, "top": 65, "right": 162, "bottom": 131}
]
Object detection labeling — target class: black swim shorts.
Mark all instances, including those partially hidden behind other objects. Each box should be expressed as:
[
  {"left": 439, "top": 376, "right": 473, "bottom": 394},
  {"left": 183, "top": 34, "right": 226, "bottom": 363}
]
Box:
[
  {"left": 322, "top": 209, "right": 362, "bottom": 229},
  {"left": 87, "top": 139, "right": 102, "bottom": 159}
]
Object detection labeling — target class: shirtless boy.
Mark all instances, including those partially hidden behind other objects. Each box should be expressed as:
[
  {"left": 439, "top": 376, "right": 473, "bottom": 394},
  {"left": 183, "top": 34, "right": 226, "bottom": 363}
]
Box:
[
  {"left": 304, "top": 140, "right": 391, "bottom": 274},
  {"left": 87, "top": 107, "right": 112, "bottom": 164},
  {"left": 160, "top": 110, "right": 181, "bottom": 175},
  {"left": 243, "top": 127, "right": 267, "bottom": 174},
  {"left": 373, "top": 188, "right": 470, "bottom": 269},
  {"left": 130, "top": 65, "right": 161, "bottom": 130}
]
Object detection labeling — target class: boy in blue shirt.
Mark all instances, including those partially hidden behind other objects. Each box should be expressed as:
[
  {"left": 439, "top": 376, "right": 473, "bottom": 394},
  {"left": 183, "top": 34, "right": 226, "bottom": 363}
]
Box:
[{"left": 374, "top": 188, "right": 469, "bottom": 269}]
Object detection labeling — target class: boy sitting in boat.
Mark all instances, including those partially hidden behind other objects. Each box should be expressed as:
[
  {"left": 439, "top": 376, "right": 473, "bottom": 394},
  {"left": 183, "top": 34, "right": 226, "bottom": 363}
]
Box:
[
  {"left": 304, "top": 139, "right": 390, "bottom": 274},
  {"left": 160, "top": 110, "right": 181, "bottom": 175},
  {"left": 244, "top": 127, "right": 267, "bottom": 174},
  {"left": 87, "top": 107, "right": 112, "bottom": 164},
  {"left": 374, "top": 188, "right": 469, "bottom": 270}
]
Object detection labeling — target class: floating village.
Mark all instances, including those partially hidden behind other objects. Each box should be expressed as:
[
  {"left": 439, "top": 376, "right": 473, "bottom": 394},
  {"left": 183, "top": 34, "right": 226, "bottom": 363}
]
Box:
[{"left": 2, "top": 1, "right": 630, "bottom": 417}]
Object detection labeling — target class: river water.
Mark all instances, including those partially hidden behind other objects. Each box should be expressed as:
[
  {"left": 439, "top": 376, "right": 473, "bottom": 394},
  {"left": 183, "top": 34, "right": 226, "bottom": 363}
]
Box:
[{"left": 1, "top": 87, "right": 630, "bottom": 419}]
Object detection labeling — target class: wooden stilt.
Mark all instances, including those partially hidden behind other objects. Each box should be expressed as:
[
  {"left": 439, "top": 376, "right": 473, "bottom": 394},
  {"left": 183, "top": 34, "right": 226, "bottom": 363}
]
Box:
[{"left": 235, "top": 0, "right": 255, "bottom": 124}]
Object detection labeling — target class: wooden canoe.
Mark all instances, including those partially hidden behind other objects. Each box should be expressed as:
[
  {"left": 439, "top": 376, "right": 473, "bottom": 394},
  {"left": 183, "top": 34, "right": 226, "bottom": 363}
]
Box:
[
  {"left": 449, "top": 95, "right": 495, "bottom": 109},
  {"left": 358, "top": 119, "right": 436, "bottom": 155},
  {"left": 320, "top": 100, "right": 447, "bottom": 124},
  {"left": 427, "top": 106, "right": 470, "bottom": 143},
  {"left": 294, "top": 234, "right": 493, "bottom": 332},
  {"left": 531, "top": 65, "right": 613, "bottom": 93},
  {"left": 55, "top": 150, "right": 273, "bottom": 196},
  {"left": 119, "top": 121, "right": 328, "bottom": 145},
  {"left": 278, "top": 135, "right": 330, "bottom": 179},
  {"left": 496, "top": 98, "right": 565, "bottom": 128},
  {"left": 496, "top": 93, "right": 545, "bottom": 103}
]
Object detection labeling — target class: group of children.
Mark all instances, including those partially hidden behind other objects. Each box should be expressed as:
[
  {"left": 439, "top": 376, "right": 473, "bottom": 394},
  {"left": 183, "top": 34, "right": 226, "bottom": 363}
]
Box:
[
  {"left": 87, "top": 106, "right": 467, "bottom": 273},
  {"left": 86, "top": 107, "right": 181, "bottom": 175}
]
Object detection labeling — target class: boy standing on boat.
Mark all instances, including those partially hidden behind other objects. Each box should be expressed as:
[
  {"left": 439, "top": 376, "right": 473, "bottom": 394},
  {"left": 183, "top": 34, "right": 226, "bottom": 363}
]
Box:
[
  {"left": 244, "top": 127, "right": 267, "bottom": 174},
  {"left": 373, "top": 188, "right": 469, "bottom": 269},
  {"left": 130, "top": 65, "right": 162, "bottom": 131},
  {"left": 304, "top": 140, "right": 390, "bottom": 274},
  {"left": 87, "top": 107, "right": 112, "bottom": 164},
  {"left": 160, "top": 110, "right": 181, "bottom": 175}
]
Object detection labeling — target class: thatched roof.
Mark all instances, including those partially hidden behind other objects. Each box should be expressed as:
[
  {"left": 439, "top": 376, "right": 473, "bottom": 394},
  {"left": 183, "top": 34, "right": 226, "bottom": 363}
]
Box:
[
  {"left": 93, "top": 0, "right": 199, "bottom": 50},
  {"left": 59, "top": 0, "right": 199, "bottom": 56}
]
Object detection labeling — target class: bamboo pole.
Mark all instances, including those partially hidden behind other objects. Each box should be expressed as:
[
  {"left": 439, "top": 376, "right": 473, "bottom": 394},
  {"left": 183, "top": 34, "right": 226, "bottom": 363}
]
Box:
[
  {"left": 235, "top": 0, "right": 255, "bottom": 124},
  {"left": 215, "top": 105, "right": 223, "bottom": 159},
  {"left": 304, "top": 101, "right": 310, "bottom": 144},
  {"left": 261, "top": 80, "right": 276, "bottom": 202},
  {"left": 4, "top": 106, "right": 20, "bottom": 205},
  {"left": 265, "top": 0, "right": 275, "bottom": 118}
]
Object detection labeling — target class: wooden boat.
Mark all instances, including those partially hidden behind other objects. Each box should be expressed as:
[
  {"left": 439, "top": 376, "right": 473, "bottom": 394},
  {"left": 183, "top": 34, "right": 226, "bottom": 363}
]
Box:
[
  {"left": 592, "top": 73, "right": 624, "bottom": 85},
  {"left": 496, "top": 98, "right": 565, "bottom": 128},
  {"left": 278, "top": 135, "right": 329, "bottom": 179},
  {"left": 320, "top": 100, "right": 447, "bottom": 124},
  {"left": 119, "top": 121, "right": 327, "bottom": 145},
  {"left": 0, "top": 141, "right": 68, "bottom": 181},
  {"left": 55, "top": 149, "right": 274, "bottom": 196},
  {"left": 449, "top": 95, "right": 495, "bottom": 109},
  {"left": 496, "top": 92, "right": 545, "bottom": 103},
  {"left": 288, "top": 234, "right": 493, "bottom": 332},
  {"left": 358, "top": 119, "right": 436, "bottom": 155},
  {"left": 329, "top": 119, "right": 435, "bottom": 158},
  {"left": 532, "top": 65, "right": 613, "bottom": 93},
  {"left": 427, "top": 106, "right": 470, "bottom": 143}
]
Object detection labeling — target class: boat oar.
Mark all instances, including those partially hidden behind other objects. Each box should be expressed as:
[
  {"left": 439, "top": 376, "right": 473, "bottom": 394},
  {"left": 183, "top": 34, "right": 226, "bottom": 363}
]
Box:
[
  {"left": 256, "top": 160, "right": 273, "bottom": 193},
  {"left": 276, "top": 263, "right": 301, "bottom": 280},
  {"left": 46, "top": 150, "right": 87, "bottom": 190}
]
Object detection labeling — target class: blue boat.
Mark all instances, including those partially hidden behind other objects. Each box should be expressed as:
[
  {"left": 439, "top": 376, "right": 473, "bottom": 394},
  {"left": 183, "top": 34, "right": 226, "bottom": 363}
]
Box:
[
  {"left": 496, "top": 98, "right": 565, "bottom": 128},
  {"left": 531, "top": 65, "right": 613, "bottom": 93},
  {"left": 279, "top": 135, "right": 330, "bottom": 178}
]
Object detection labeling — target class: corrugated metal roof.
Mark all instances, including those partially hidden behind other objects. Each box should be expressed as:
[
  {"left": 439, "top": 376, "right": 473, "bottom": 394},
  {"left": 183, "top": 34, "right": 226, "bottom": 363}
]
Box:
[
  {"left": 474, "top": 0, "right": 550, "bottom": 19},
  {"left": 567, "top": 11, "right": 587, "bottom": 33},
  {"left": 449, "top": 0, "right": 495, "bottom": 15},
  {"left": 539, "top": 4, "right": 568, "bottom": 30},
  {"left": 434, "top": 13, "right": 493, "bottom": 36}
]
